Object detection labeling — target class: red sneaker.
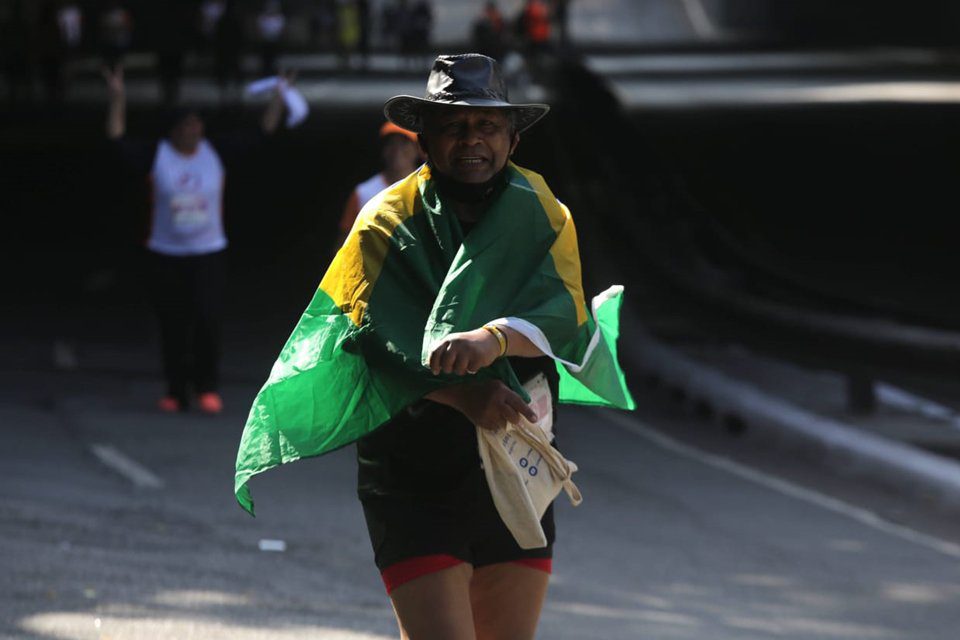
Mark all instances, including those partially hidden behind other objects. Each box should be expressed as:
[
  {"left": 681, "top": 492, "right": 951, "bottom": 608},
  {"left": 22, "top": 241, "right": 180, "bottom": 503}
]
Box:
[
  {"left": 158, "top": 396, "right": 181, "bottom": 413},
  {"left": 198, "top": 392, "right": 223, "bottom": 415}
]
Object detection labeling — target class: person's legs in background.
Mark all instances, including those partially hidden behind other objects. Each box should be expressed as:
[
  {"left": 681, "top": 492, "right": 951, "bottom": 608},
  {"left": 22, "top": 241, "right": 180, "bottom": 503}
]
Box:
[
  {"left": 191, "top": 250, "right": 227, "bottom": 413},
  {"left": 150, "top": 252, "right": 192, "bottom": 411}
]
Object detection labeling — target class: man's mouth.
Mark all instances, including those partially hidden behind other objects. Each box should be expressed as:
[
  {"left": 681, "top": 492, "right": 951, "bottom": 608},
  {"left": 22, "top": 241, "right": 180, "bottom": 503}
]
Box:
[{"left": 456, "top": 156, "right": 487, "bottom": 166}]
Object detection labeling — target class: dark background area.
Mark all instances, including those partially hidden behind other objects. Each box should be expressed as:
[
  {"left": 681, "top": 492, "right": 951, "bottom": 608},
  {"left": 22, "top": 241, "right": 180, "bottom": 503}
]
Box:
[
  {"left": 636, "top": 104, "right": 960, "bottom": 326},
  {"left": 5, "top": 90, "right": 960, "bottom": 372},
  {"left": 3, "top": 0, "right": 960, "bottom": 376},
  {"left": 714, "top": 0, "right": 960, "bottom": 46}
]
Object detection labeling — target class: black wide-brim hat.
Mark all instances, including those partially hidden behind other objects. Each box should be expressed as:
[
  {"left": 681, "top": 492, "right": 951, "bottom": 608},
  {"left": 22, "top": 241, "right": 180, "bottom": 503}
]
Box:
[{"left": 384, "top": 54, "right": 550, "bottom": 134}]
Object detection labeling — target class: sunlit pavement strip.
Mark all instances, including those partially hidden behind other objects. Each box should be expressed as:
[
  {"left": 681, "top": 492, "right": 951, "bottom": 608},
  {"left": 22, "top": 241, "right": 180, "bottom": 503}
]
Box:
[
  {"left": 600, "top": 410, "right": 960, "bottom": 560},
  {"left": 584, "top": 49, "right": 945, "bottom": 75},
  {"left": 20, "top": 613, "right": 392, "bottom": 640},
  {"left": 88, "top": 443, "right": 164, "bottom": 489},
  {"left": 610, "top": 79, "right": 960, "bottom": 109},
  {"left": 63, "top": 78, "right": 425, "bottom": 108}
]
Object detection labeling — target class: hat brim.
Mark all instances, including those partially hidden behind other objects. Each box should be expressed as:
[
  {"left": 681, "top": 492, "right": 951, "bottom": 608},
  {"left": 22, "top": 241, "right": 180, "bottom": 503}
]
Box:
[{"left": 383, "top": 96, "right": 550, "bottom": 134}]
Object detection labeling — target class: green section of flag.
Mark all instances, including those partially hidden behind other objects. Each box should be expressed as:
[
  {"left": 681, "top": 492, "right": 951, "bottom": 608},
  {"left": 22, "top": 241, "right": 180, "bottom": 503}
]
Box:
[
  {"left": 234, "top": 287, "right": 400, "bottom": 515},
  {"left": 235, "top": 164, "right": 635, "bottom": 515},
  {"left": 556, "top": 287, "right": 636, "bottom": 410}
]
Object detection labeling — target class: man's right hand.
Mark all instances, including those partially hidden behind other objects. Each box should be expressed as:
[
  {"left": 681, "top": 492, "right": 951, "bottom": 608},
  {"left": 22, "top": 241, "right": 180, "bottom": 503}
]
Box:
[{"left": 426, "top": 379, "right": 538, "bottom": 431}]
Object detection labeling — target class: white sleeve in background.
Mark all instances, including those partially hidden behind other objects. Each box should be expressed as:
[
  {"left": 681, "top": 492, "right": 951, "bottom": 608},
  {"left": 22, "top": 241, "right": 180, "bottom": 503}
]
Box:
[{"left": 244, "top": 76, "right": 310, "bottom": 128}]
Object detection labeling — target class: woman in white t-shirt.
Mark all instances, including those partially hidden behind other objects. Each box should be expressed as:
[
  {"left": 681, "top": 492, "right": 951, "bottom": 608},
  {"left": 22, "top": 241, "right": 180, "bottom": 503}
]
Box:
[{"left": 103, "top": 65, "right": 287, "bottom": 414}]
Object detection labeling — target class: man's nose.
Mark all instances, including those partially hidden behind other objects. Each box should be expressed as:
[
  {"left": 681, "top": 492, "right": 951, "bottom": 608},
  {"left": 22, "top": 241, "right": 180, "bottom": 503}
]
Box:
[{"left": 457, "top": 124, "right": 483, "bottom": 144}]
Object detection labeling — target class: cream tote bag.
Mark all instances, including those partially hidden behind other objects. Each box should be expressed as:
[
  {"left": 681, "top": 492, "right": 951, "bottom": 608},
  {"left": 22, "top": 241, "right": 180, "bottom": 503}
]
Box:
[{"left": 477, "top": 373, "right": 583, "bottom": 549}]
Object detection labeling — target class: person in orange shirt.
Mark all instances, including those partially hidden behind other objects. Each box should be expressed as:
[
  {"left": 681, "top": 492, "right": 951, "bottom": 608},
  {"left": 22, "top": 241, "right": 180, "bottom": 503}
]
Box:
[
  {"left": 519, "top": 0, "right": 551, "bottom": 53},
  {"left": 335, "top": 121, "right": 423, "bottom": 249}
]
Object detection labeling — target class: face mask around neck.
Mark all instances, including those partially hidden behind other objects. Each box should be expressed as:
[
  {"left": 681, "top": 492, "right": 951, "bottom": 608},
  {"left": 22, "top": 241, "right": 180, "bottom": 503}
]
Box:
[{"left": 431, "top": 164, "right": 510, "bottom": 205}]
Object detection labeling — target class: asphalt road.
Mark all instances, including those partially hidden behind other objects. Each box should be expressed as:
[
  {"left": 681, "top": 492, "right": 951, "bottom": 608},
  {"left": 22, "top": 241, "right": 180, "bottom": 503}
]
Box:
[{"left": 3, "top": 358, "right": 960, "bottom": 640}]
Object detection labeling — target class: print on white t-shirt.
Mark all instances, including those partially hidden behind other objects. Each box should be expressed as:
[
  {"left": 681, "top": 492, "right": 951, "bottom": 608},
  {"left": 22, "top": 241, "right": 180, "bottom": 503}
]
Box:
[{"left": 148, "top": 139, "right": 227, "bottom": 257}]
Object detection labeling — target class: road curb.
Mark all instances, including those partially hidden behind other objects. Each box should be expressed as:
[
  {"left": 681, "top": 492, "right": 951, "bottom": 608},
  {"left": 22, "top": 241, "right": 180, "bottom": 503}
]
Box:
[{"left": 621, "top": 308, "right": 960, "bottom": 507}]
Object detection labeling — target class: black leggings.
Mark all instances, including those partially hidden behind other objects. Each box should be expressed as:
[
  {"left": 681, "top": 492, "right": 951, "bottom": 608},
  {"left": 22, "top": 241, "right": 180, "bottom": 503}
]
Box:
[{"left": 148, "top": 250, "right": 226, "bottom": 402}]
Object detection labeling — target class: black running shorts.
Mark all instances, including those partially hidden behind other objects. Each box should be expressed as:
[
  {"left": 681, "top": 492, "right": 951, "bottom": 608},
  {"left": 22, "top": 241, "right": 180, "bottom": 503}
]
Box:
[{"left": 361, "top": 466, "right": 555, "bottom": 572}]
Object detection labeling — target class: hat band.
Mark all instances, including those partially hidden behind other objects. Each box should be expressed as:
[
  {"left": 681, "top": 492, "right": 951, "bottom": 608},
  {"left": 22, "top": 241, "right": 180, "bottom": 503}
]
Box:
[{"left": 428, "top": 88, "right": 508, "bottom": 103}]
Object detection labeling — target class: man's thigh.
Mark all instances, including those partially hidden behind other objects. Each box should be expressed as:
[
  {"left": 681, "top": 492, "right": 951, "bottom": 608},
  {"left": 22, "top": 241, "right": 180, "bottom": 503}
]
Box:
[
  {"left": 390, "top": 562, "right": 476, "bottom": 640},
  {"left": 470, "top": 562, "right": 550, "bottom": 640}
]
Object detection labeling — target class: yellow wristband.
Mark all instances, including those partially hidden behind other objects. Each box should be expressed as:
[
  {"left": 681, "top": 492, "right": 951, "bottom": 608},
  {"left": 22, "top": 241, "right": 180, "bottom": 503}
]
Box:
[{"left": 483, "top": 325, "right": 508, "bottom": 357}]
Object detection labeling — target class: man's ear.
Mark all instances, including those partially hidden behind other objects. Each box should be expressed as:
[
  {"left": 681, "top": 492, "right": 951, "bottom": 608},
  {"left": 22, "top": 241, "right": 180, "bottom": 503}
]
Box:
[
  {"left": 509, "top": 131, "right": 520, "bottom": 157},
  {"left": 417, "top": 133, "right": 430, "bottom": 158}
]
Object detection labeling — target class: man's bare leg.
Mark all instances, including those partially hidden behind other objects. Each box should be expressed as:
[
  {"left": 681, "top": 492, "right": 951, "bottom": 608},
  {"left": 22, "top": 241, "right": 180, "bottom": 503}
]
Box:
[
  {"left": 389, "top": 562, "right": 476, "bottom": 640},
  {"left": 470, "top": 563, "right": 550, "bottom": 640}
]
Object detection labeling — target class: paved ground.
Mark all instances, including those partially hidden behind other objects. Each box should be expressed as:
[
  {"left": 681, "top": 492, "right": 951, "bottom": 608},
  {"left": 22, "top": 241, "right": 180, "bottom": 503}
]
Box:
[{"left": 4, "top": 325, "right": 960, "bottom": 639}]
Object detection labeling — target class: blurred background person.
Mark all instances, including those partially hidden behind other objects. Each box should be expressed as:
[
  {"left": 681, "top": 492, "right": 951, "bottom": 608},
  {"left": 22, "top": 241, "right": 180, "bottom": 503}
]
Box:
[
  {"left": 472, "top": 1, "right": 506, "bottom": 61},
  {"left": 99, "top": 0, "right": 133, "bottom": 69},
  {"left": 194, "top": 0, "right": 227, "bottom": 59},
  {"left": 256, "top": 0, "right": 286, "bottom": 75},
  {"left": 309, "top": 0, "right": 337, "bottom": 51},
  {"left": 57, "top": 0, "right": 85, "bottom": 100},
  {"left": 379, "top": 0, "right": 403, "bottom": 53},
  {"left": 335, "top": 121, "right": 422, "bottom": 250},
  {"left": 356, "top": 0, "right": 371, "bottom": 70},
  {"left": 154, "top": 0, "right": 194, "bottom": 107},
  {"left": 518, "top": 0, "right": 551, "bottom": 57},
  {"left": 214, "top": 0, "right": 245, "bottom": 102},
  {"left": 38, "top": 0, "right": 83, "bottom": 106},
  {"left": 336, "top": 0, "right": 361, "bottom": 70},
  {"left": 553, "top": 0, "right": 570, "bottom": 49},
  {"left": 101, "top": 65, "right": 288, "bottom": 414},
  {"left": 198, "top": 0, "right": 227, "bottom": 53},
  {"left": 1, "top": 0, "right": 30, "bottom": 105},
  {"left": 57, "top": 1, "right": 83, "bottom": 49},
  {"left": 400, "top": 0, "right": 432, "bottom": 68}
]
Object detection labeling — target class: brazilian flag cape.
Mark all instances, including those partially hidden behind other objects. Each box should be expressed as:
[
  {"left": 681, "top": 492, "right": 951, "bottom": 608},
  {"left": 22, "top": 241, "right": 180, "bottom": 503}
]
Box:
[{"left": 235, "top": 162, "right": 635, "bottom": 515}]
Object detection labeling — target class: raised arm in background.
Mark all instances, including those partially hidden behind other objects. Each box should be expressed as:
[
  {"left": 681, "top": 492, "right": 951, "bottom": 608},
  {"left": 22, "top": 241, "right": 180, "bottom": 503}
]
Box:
[
  {"left": 260, "top": 69, "right": 298, "bottom": 135},
  {"left": 103, "top": 65, "right": 126, "bottom": 140}
]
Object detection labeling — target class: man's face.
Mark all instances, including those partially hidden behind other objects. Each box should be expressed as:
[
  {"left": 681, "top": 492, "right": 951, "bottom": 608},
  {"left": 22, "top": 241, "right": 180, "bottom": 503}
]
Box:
[{"left": 421, "top": 107, "right": 518, "bottom": 184}]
